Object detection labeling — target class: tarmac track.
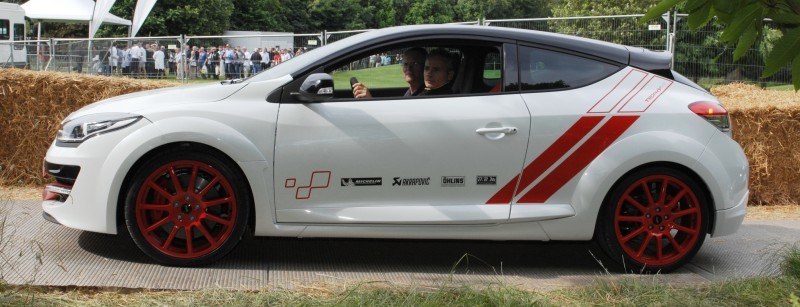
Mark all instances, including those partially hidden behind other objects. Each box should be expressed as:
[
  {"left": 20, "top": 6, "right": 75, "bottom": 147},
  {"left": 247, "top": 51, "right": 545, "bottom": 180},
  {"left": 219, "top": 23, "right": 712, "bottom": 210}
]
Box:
[{"left": 1, "top": 200, "right": 798, "bottom": 290}]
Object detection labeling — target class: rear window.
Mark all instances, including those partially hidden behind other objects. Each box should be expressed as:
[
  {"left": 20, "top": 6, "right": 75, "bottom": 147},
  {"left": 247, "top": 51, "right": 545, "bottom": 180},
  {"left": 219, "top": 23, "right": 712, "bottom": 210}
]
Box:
[
  {"left": 518, "top": 46, "right": 619, "bottom": 91},
  {"left": 13, "top": 23, "right": 24, "bottom": 41}
]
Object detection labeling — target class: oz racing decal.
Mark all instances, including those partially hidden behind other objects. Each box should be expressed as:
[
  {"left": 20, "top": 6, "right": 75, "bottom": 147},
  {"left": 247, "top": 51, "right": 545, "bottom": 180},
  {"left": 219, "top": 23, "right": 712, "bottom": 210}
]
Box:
[
  {"left": 392, "top": 177, "right": 430, "bottom": 186},
  {"left": 441, "top": 176, "right": 465, "bottom": 187},
  {"left": 476, "top": 176, "right": 497, "bottom": 185},
  {"left": 341, "top": 177, "right": 383, "bottom": 186}
]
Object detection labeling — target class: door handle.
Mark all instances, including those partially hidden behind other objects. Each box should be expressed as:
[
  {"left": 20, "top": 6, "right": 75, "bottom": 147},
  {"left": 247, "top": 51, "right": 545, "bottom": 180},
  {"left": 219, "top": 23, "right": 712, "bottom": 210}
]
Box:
[{"left": 476, "top": 127, "right": 518, "bottom": 135}]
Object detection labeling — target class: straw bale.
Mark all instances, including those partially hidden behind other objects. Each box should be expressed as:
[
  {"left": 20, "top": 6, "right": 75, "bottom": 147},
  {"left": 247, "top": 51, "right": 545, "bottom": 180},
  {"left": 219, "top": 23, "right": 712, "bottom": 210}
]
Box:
[
  {"left": 0, "top": 68, "right": 174, "bottom": 186},
  {"left": 715, "top": 83, "right": 800, "bottom": 206}
]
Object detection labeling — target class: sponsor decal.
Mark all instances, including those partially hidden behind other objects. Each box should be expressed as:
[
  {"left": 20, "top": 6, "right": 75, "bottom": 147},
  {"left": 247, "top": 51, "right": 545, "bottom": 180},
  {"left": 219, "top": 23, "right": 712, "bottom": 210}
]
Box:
[
  {"left": 441, "top": 176, "right": 465, "bottom": 187},
  {"left": 392, "top": 177, "right": 430, "bottom": 186},
  {"left": 285, "top": 170, "right": 331, "bottom": 200},
  {"left": 477, "top": 176, "right": 497, "bottom": 185},
  {"left": 341, "top": 177, "right": 382, "bottom": 186}
]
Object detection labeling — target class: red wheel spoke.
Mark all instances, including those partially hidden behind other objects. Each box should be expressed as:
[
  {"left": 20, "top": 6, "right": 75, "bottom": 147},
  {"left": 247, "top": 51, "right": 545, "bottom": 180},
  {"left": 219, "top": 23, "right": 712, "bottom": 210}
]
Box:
[
  {"left": 203, "top": 197, "right": 231, "bottom": 208},
  {"left": 656, "top": 234, "right": 664, "bottom": 260},
  {"left": 617, "top": 215, "right": 644, "bottom": 223},
  {"left": 673, "top": 224, "right": 698, "bottom": 235},
  {"left": 640, "top": 182, "right": 656, "bottom": 206},
  {"left": 665, "top": 189, "right": 688, "bottom": 211},
  {"left": 198, "top": 177, "right": 221, "bottom": 198},
  {"left": 185, "top": 226, "right": 193, "bottom": 254},
  {"left": 140, "top": 204, "right": 170, "bottom": 211},
  {"left": 636, "top": 233, "right": 653, "bottom": 257},
  {"left": 145, "top": 216, "right": 170, "bottom": 233},
  {"left": 187, "top": 165, "right": 198, "bottom": 193},
  {"left": 621, "top": 226, "right": 646, "bottom": 243},
  {"left": 624, "top": 196, "right": 648, "bottom": 213},
  {"left": 659, "top": 178, "right": 668, "bottom": 204},
  {"left": 147, "top": 181, "right": 174, "bottom": 199},
  {"left": 666, "top": 232, "right": 683, "bottom": 253},
  {"left": 197, "top": 224, "right": 217, "bottom": 245},
  {"left": 672, "top": 207, "right": 699, "bottom": 219},
  {"left": 204, "top": 213, "right": 231, "bottom": 226},
  {"left": 169, "top": 167, "right": 183, "bottom": 193},
  {"left": 162, "top": 226, "right": 179, "bottom": 249}
]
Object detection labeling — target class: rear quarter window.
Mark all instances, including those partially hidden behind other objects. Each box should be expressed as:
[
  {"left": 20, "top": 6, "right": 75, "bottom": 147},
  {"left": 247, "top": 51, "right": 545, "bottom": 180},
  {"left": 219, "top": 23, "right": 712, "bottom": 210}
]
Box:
[{"left": 518, "top": 46, "right": 620, "bottom": 91}]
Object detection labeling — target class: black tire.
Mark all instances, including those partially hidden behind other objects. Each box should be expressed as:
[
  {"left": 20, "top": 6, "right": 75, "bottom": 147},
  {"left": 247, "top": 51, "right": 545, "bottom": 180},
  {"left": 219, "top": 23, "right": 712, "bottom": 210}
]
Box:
[
  {"left": 594, "top": 166, "right": 709, "bottom": 273},
  {"left": 124, "top": 148, "right": 250, "bottom": 266}
]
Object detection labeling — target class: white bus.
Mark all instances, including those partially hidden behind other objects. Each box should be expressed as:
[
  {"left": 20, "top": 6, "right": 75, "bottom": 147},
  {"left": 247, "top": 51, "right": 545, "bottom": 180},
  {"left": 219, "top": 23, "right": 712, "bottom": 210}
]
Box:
[{"left": 0, "top": 2, "right": 26, "bottom": 68}]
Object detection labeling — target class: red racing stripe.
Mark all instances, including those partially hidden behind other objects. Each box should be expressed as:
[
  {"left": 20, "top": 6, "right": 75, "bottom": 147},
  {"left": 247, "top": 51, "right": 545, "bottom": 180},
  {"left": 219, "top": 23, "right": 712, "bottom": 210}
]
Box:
[
  {"left": 517, "top": 116, "right": 639, "bottom": 203},
  {"left": 486, "top": 116, "right": 603, "bottom": 204}
]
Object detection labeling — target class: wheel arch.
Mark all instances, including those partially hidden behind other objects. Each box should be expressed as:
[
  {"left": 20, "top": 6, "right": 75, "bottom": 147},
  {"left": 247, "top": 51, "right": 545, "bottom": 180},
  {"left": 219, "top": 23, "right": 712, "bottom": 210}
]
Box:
[{"left": 594, "top": 161, "right": 715, "bottom": 237}]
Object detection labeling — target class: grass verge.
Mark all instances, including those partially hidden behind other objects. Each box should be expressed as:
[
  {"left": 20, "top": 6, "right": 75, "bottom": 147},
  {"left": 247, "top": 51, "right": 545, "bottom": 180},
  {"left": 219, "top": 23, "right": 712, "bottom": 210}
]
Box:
[{"left": 1, "top": 248, "right": 799, "bottom": 306}]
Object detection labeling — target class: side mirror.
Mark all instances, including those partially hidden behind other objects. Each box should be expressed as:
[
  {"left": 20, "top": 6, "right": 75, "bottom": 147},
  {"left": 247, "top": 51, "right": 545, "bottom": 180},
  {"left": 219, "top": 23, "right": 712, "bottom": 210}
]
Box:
[{"left": 291, "top": 73, "right": 334, "bottom": 102}]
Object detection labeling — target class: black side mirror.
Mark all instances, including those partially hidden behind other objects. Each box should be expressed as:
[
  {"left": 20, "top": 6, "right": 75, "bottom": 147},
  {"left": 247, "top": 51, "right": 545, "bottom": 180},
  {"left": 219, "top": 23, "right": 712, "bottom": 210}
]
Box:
[{"left": 291, "top": 73, "right": 334, "bottom": 102}]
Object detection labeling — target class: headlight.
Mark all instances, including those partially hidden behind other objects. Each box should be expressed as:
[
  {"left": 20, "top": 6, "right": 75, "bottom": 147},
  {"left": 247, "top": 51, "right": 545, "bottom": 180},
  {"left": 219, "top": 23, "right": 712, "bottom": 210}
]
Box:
[{"left": 57, "top": 113, "right": 142, "bottom": 145}]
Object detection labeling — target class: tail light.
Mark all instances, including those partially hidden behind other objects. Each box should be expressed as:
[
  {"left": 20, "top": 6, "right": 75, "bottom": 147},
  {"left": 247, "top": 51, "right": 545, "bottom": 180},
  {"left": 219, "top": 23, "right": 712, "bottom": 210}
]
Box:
[{"left": 689, "top": 101, "right": 730, "bottom": 132}]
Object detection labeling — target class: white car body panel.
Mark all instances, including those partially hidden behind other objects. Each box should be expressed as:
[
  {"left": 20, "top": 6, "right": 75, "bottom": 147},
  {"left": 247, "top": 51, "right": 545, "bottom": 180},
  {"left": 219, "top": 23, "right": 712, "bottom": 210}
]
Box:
[{"left": 41, "top": 25, "right": 748, "bottom": 267}]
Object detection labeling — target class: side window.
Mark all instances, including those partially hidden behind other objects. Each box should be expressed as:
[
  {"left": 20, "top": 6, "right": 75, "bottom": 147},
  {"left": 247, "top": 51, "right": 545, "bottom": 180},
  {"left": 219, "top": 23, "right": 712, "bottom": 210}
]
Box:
[
  {"left": 483, "top": 50, "right": 502, "bottom": 92},
  {"left": 13, "top": 23, "right": 24, "bottom": 41},
  {"left": 0, "top": 20, "right": 9, "bottom": 40},
  {"left": 518, "top": 46, "right": 619, "bottom": 91},
  {"left": 330, "top": 49, "right": 407, "bottom": 92}
]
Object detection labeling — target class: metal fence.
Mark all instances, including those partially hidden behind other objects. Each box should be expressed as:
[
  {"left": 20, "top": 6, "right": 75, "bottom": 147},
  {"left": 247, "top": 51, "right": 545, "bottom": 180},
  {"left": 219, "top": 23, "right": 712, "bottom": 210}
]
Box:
[{"left": 2, "top": 14, "right": 792, "bottom": 87}]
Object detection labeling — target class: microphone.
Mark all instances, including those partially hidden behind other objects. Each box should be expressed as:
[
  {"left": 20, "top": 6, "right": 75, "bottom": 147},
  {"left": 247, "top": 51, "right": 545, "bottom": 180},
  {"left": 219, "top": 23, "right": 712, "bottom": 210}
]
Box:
[{"left": 350, "top": 77, "right": 359, "bottom": 88}]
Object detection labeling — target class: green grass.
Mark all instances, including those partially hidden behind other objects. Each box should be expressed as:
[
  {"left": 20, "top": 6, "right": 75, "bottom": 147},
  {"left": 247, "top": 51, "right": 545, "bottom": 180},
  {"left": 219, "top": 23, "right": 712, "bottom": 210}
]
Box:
[
  {"left": 332, "top": 64, "right": 407, "bottom": 90},
  {"left": 2, "top": 248, "right": 800, "bottom": 306}
]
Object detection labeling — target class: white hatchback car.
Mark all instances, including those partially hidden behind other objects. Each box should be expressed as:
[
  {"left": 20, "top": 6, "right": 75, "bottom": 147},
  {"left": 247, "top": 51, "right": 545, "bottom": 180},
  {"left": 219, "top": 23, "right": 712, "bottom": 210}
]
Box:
[{"left": 42, "top": 25, "right": 749, "bottom": 272}]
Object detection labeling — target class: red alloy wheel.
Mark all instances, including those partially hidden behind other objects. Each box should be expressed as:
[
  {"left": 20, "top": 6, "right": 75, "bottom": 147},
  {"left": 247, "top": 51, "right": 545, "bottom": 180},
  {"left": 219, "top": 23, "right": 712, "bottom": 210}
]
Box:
[
  {"left": 135, "top": 160, "right": 238, "bottom": 259},
  {"left": 613, "top": 175, "right": 702, "bottom": 266}
]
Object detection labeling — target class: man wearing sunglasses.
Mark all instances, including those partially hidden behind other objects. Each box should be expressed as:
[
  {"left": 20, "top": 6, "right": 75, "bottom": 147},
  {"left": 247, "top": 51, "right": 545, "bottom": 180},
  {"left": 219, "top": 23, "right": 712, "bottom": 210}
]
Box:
[{"left": 353, "top": 47, "right": 428, "bottom": 98}]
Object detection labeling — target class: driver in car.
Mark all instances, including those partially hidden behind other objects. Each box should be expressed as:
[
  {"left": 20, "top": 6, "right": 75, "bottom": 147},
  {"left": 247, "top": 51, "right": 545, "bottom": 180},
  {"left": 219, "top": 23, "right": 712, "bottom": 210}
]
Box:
[{"left": 352, "top": 47, "right": 427, "bottom": 98}]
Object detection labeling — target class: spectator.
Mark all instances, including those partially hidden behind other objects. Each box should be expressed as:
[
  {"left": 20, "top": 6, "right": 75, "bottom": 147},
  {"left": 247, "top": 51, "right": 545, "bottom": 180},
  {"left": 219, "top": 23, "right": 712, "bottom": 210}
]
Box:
[
  {"left": 145, "top": 44, "right": 155, "bottom": 78},
  {"left": 175, "top": 48, "right": 185, "bottom": 80},
  {"left": 208, "top": 47, "right": 219, "bottom": 80},
  {"left": 121, "top": 46, "right": 131, "bottom": 76},
  {"left": 260, "top": 47, "right": 269, "bottom": 71},
  {"left": 154, "top": 46, "right": 165, "bottom": 79},
  {"left": 242, "top": 47, "right": 251, "bottom": 78},
  {"left": 224, "top": 45, "right": 234, "bottom": 79},
  {"left": 130, "top": 43, "right": 141, "bottom": 77},
  {"left": 199, "top": 47, "right": 208, "bottom": 79},
  {"left": 251, "top": 48, "right": 263, "bottom": 74},
  {"left": 109, "top": 43, "right": 119, "bottom": 75}
]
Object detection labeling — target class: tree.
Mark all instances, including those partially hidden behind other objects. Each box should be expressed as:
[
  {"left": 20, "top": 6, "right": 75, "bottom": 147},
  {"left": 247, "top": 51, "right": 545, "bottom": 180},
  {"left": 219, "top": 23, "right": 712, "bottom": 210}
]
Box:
[
  {"left": 644, "top": 0, "right": 800, "bottom": 90},
  {"left": 102, "top": 0, "right": 234, "bottom": 36},
  {"left": 309, "top": 0, "right": 370, "bottom": 31},
  {"left": 548, "top": 0, "right": 662, "bottom": 46},
  {"left": 404, "top": 0, "right": 456, "bottom": 25},
  {"left": 454, "top": 0, "right": 551, "bottom": 21},
  {"left": 230, "top": 0, "right": 284, "bottom": 32}
]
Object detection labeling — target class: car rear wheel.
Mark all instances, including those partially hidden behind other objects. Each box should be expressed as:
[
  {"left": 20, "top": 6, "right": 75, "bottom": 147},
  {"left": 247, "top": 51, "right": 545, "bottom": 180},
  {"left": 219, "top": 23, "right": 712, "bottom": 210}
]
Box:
[
  {"left": 596, "top": 167, "right": 708, "bottom": 273},
  {"left": 124, "top": 149, "right": 250, "bottom": 266}
]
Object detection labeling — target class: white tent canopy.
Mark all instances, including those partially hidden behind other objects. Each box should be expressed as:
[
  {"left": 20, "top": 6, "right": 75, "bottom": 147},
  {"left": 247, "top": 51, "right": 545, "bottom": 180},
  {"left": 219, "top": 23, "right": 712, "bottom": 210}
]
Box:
[{"left": 21, "top": 0, "right": 131, "bottom": 26}]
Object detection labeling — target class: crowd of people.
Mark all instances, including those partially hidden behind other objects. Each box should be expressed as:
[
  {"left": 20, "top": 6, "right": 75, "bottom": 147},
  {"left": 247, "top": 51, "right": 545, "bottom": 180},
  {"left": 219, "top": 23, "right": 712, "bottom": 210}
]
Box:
[{"left": 91, "top": 42, "right": 307, "bottom": 80}]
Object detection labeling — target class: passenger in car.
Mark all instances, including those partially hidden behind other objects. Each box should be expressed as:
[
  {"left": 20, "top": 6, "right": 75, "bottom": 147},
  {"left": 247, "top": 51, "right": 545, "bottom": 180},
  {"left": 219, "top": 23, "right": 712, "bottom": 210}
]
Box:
[
  {"left": 352, "top": 47, "right": 427, "bottom": 98},
  {"left": 420, "top": 48, "right": 456, "bottom": 96}
]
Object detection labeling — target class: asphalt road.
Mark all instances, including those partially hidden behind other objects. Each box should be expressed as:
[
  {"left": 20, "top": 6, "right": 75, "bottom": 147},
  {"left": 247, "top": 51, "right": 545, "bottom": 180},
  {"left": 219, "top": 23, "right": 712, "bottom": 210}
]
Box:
[{"left": 1, "top": 200, "right": 798, "bottom": 290}]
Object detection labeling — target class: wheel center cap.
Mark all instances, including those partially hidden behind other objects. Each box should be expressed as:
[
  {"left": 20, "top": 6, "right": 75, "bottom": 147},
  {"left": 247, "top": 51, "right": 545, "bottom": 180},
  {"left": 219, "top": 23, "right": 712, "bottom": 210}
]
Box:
[
  {"left": 653, "top": 215, "right": 663, "bottom": 225},
  {"left": 181, "top": 204, "right": 192, "bottom": 214}
]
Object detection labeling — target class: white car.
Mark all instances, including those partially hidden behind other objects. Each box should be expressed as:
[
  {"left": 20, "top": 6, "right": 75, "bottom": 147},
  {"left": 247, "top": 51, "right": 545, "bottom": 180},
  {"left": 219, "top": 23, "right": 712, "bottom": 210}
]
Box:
[{"left": 42, "top": 25, "right": 749, "bottom": 272}]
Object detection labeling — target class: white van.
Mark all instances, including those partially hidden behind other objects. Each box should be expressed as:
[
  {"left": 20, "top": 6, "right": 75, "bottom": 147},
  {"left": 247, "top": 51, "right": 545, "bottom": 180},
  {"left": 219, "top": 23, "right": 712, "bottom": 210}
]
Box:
[{"left": 0, "top": 2, "right": 27, "bottom": 68}]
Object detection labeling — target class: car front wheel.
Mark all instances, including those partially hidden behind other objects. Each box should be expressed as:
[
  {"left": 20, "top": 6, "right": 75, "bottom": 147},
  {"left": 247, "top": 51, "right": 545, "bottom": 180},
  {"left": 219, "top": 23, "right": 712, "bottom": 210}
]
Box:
[{"left": 124, "top": 149, "right": 250, "bottom": 266}]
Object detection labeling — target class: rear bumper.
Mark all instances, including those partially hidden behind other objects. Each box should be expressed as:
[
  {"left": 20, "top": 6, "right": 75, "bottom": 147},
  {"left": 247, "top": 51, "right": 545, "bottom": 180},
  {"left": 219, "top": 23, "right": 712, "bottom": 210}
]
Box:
[{"left": 712, "top": 190, "right": 748, "bottom": 237}]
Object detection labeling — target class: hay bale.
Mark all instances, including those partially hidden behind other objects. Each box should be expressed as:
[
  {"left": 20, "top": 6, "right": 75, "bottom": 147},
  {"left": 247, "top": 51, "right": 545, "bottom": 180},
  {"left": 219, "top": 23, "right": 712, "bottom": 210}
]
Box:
[
  {"left": 714, "top": 83, "right": 800, "bottom": 206},
  {"left": 0, "top": 68, "right": 174, "bottom": 186}
]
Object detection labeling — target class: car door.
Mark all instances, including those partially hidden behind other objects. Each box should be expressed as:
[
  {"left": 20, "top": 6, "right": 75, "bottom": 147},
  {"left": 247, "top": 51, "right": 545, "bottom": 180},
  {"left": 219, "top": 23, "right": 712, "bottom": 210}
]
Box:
[{"left": 272, "top": 42, "right": 531, "bottom": 224}]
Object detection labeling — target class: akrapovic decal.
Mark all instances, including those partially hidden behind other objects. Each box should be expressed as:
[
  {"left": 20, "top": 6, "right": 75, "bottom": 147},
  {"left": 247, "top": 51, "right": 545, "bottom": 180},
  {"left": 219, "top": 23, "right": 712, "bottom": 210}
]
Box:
[
  {"left": 341, "top": 177, "right": 382, "bottom": 186},
  {"left": 392, "top": 177, "right": 430, "bottom": 186},
  {"left": 441, "top": 176, "right": 465, "bottom": 187}
]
